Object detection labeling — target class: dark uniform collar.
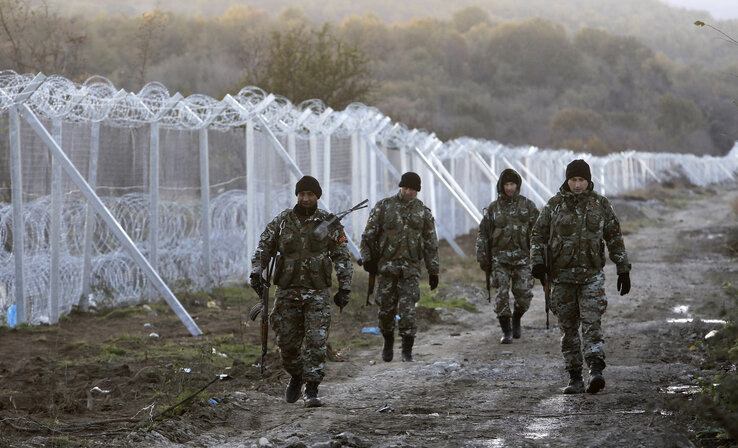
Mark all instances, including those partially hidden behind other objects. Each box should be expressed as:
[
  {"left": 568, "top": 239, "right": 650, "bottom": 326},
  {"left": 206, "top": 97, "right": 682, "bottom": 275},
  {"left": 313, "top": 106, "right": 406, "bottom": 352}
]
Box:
[{"left": 293, "top": 203, "right": 318, "bottom": 219}]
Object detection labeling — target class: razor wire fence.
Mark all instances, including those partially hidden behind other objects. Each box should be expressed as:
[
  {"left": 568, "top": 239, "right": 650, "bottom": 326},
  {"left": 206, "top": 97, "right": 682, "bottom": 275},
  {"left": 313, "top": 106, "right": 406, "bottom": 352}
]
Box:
[{"left": 0, "top": 71, "right": 736, "bottom": 327}]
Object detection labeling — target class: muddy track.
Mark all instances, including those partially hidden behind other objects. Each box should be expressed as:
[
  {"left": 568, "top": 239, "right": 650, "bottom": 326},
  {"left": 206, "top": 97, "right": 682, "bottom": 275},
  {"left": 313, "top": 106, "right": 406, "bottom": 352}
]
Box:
[{"left": 131, "top": 187, "right": 737, "bottom": 448}]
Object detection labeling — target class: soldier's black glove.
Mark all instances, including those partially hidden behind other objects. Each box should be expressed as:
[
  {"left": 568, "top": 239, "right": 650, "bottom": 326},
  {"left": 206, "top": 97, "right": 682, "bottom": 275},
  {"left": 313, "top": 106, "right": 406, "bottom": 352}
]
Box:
[
  {"left": 429, "top": 274, "right": 439, "bottom": 291},
  {"left": 617, "top": 272, "right": 630, "bottom": 296},
  {"left": 479, "top": 261, "right": 490, "bottom": 273},
  {"left": 333, "top": 289, "right": 351, "bottom": 310},
  {"left": 249, "top": 272, "right": 263, "bottom": 296},
  {"left": 362, "top": 258, "right": 378, "bottom": 275},
  {"left": 531, "top": 264, "right": 546, "bottom": 281}
]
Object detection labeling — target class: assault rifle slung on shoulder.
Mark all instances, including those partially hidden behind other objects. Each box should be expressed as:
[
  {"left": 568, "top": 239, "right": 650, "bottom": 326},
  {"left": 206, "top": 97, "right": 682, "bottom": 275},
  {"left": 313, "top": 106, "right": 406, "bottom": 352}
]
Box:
[{"left": 312, "top": 199, "right": 369, "bottom": 241}]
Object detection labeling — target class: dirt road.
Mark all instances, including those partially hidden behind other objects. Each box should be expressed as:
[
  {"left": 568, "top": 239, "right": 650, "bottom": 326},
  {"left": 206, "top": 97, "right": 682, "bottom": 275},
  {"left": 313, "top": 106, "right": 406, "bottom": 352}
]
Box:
[{"left": 25, "top": 186, "right": 738, "bottom": 448}]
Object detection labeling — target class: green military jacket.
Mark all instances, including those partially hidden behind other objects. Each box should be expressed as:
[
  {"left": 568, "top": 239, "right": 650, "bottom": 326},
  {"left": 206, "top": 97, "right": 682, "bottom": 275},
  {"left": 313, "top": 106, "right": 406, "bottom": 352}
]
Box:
[
  {"left": 360, "top": 191, "right": 440, "bottom": 277},
  {"left": 251, "top": 206, "right": 353, "bottom": 291},
  {"left": 476, "top": 169, "right": 539, "bottom": 267},
  {"left": 530, "top": 181, "right": 630, "bottom": 284}
]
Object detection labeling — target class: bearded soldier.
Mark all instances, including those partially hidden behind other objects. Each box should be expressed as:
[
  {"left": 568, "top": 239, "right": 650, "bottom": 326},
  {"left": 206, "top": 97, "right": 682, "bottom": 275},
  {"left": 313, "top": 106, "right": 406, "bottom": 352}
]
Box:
[
  {"left": 476, "top": 168, "right": 539, "bottom": 344},
  {"left": 530, "top": 160, "right": 631, "bottom": 394},
  {"left": 360, "top": 172, "right": 440, "bottom": 363},
  {"left": 249, "top": 175, "right": 353, "bottom": 407}
]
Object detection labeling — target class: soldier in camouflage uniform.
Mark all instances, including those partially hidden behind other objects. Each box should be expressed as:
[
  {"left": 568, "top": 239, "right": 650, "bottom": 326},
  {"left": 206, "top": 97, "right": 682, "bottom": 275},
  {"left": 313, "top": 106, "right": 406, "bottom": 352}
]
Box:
[
  {"left": 476, "top": 169, "right": 539, "bottom": 344},
  {"left": 249, "top": 175, "right": 353, "bottom": 407},
  {"left": 530, "top": 160, "right": 631, "bottom": 394},
  {"left": 360, "top": 172, "right": 440, "bottom": 363}
]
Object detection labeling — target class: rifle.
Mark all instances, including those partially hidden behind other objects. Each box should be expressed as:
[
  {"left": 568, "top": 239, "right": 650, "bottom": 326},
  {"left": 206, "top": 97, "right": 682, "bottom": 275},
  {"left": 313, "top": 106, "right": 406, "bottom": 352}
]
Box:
[
  {"left": 313, "top": 199, "right": 369, "bottom": 241},
  {"left": 541, "top": 243, "right": 553, "bottom": 329},
  {"left": 484, "top": 206, "right": 497, "bottom": 304},
  {"left": 358, "top": 238, "right": 379, "bottom": 306},
  {"left": 249, "top": 220, "right": 285, "bottom": 375},
  {"left": 248, "top": 255, "right": 277, "bottom": 375}
]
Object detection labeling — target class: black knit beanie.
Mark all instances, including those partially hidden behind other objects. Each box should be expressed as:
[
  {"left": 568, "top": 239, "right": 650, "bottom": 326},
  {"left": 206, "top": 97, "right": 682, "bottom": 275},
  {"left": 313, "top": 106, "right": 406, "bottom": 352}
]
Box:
[
  {"left": 295, "top": 175, "right": 322, "bottom": 198},
  {"left": 398, "top": 172, "right": 421, "bottom": 192},
  {"left": 565, "top": 159, "right": 591, "bottom": 182},
  {"left": 500, "top": 170, "right": 519, "bottom": 186}
]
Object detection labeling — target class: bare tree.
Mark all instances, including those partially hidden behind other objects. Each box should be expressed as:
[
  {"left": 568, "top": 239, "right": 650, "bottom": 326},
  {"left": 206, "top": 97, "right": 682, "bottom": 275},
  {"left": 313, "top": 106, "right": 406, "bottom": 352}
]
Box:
[
  {"left": 135, "top": 10, "right": 168, "bottom": 87},
  {"left": 0, "top": 0, "right": 87, "bottom": 77}
]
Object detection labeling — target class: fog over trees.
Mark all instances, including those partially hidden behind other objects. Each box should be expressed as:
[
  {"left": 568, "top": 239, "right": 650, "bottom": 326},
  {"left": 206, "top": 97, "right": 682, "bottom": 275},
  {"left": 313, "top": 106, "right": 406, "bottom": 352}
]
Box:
[{"left": 1, "top": 0, "right": 736, "bottom": 155}]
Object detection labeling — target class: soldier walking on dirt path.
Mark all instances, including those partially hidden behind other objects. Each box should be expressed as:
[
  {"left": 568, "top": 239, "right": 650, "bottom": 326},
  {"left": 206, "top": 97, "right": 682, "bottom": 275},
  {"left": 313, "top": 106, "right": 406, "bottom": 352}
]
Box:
[
  {"left": 530, "top": 160, "right": 631, "bottom": 394},
  {"left": 476, "top": 168, "right": 539, "bottom": 344},
  {"left": 249, "top": 175, "right": 353, "bottom": 407},
  {"left": 360, "top": 172, "right": 440, "bottom": 363}
]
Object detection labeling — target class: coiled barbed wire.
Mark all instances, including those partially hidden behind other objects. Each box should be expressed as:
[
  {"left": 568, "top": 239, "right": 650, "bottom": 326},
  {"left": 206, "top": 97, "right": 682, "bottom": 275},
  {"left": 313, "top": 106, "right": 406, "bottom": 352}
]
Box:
[{"left": 0, "top": 71, "right": 737, "bottom": 325}]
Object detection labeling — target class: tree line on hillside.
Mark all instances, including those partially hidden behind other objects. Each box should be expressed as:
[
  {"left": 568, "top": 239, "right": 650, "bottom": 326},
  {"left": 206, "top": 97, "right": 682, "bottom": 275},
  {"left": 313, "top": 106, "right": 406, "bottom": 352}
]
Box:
[
  {"left": 0, "top": 1, "right": 736, "bottom": 155},
  {"left": 45, "top": 0, "right": 738, "bottom": 69}
]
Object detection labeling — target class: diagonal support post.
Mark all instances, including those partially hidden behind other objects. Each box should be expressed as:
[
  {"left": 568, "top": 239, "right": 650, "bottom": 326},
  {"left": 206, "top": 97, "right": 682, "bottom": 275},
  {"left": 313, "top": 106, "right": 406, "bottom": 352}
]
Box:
[{"left": 18, "top": 104, "right": 202, "bottom": 337}]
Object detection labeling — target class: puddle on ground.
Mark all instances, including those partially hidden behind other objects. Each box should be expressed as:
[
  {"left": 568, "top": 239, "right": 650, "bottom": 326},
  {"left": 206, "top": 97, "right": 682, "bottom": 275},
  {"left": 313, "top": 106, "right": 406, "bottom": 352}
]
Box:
[
  {"left": 523, "top": 395, "right": 571, "bottom": 440},
  {"left": 474, "top": 440, "right": 507, "bottom": 447},
  {"left": 524, "top": 418, "right": 556, "bottom": 440},
  {"left": 661, "top": 385, "right": 701, "bottom": 395},
  {"left": 614, "top": 409, "right": 673, "bottom": 415},
  {"left": 672, "top": 305, "right": 689, "bottom": 314},
  {"left": 666, "top": 318, "right": 727, "bottom": 324}
]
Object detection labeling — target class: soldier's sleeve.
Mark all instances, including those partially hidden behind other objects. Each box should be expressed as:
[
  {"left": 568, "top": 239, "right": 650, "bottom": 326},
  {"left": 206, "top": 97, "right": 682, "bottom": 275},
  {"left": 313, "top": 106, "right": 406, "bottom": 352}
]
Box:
[
  {"left": 360, "top": 202, "right": 382, "bottom": 262},
  {"left": 476, "top": 207, "right": 490, "bottom": 264},
  {"left": 602, "top": 197, "right": 631, "bottom": 274},
  {"left": 423, "top": 207, "right": 440, "bottom": 276},
  {"left": 329, "top": 223, "right": 353, "bottom": 290},
  {"left": 250, "top": 213, "right": 282, "bottom": 274},
  {"left": 528, "top": 199, "right": 540, "bottom": 230},
  {"left": 529, "top": 201, "right": 552, "bottom": 266}
]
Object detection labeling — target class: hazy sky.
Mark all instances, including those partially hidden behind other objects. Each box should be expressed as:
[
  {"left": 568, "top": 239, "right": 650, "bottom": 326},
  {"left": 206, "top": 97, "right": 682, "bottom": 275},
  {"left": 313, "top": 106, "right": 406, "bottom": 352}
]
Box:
[{"left": 661, "top": 0, "right": 738, "bottom": 20}]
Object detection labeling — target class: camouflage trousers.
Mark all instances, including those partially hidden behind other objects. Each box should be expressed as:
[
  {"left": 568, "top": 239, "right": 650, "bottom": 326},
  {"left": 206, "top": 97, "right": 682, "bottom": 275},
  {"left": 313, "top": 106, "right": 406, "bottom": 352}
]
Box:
[
  {"left": 551, "top": 272, "right": 608, "bottom": 373},
  {"left": 376, "top": 272, "right": 420, "bottom": 338},
  {"left": 270, "top": 288, "right": 331, "bottom": 383},
  {"left": 493, "top": 263, "right": 534, "bottom": 318}
]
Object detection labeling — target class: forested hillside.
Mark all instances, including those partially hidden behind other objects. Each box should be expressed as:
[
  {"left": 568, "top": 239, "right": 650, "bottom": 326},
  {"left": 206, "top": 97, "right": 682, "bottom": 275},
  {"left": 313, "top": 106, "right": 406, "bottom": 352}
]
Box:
[{"left": 2, "top": 0, "right": 736, "bottom": 154}]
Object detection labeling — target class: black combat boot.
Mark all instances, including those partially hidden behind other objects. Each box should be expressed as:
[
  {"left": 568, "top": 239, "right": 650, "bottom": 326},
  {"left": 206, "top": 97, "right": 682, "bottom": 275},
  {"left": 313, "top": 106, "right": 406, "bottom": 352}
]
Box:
[
  {"left": 284, "top": 375, "right": 302, "bottom": 403},
  {"left": 499, "top": 317, "right": 513, "bottom": 344},
  {"left": 563, "top": 370, "right": 585, "bottom": 394},
  {"left": 587, "top": 359, "right": 606, "bottom": 394},
  {"left": 304, "top": 381, "right": 322, "bottom": 408},
  {"left": 382, "top": 332, "right": 394, "bottom": 362},
  {"left": 512, "top": 310, "right": 523, "bottom": 339},
  {"left": 401, "top": 335, "right": 415, "bottom": 362}
]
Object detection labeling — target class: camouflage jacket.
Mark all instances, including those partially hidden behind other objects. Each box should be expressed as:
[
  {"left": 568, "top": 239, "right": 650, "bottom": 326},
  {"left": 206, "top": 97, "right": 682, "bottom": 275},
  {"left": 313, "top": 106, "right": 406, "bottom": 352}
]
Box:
[
  {"left": 476, "top": 170, "right": 539, "bottom": 266},
  {"left": 251, "top": 206, "right": 353, "bottom": 291},
  {"left": 530, "top": 182, "right": 630, "bottom": 284},
  {"left": 360, "top": 191, "right": 440, "bottom": 277}
]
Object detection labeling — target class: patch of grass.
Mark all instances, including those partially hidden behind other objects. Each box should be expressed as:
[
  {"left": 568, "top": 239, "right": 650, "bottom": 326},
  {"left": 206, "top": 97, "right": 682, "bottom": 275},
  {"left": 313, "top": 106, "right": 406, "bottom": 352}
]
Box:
[
  {"left": 99, "top": 307, "right": 144, "bottom": 320},
  {"left": 215, "top": 342, "right": 261, "bottom": 359},
  {"left": 686, "top": 281, "right": 738, "bottom": 445},
  {"left": 62, "top": 341, "right": 92, "bottom": 351},
  {"left": 620, "top": 218, "right": 661, "bottom": 235},
  {"left": 418, "top": 285, "right": 478, "bottom": 313},
  {"left": 107, "top": 333, "right": 143, "bottom": 344},
  {"left": 176, "top": 286, "right": 256, "bottom": 309},
  {"left": 159, "top": 388, "right": 200, "bottom": 416},
  {"left": 101, "top": 344, "right": 129, "bottom": 357}
]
